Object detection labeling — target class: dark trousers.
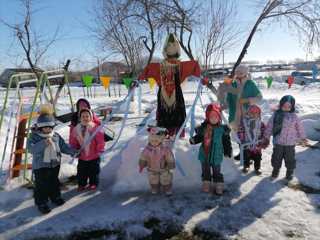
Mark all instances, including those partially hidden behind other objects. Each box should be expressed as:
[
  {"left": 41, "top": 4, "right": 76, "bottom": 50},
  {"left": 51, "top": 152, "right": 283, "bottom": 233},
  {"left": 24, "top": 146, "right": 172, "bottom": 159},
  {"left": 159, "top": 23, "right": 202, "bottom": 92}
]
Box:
[
  {"left": 34, "top": 166, "right": 61, "bottom": 206},
  {"left": 201, "top": 161, "right": 224, "bottom": 183},
  {"left": 77, "top": 158, "right": 100, "bottom": 187},
  {"left": 271, "top": 144, "right": 295, "bottom": 174},
  {"left": 243, "top": 149, "right": 262, "bottom": 170}
]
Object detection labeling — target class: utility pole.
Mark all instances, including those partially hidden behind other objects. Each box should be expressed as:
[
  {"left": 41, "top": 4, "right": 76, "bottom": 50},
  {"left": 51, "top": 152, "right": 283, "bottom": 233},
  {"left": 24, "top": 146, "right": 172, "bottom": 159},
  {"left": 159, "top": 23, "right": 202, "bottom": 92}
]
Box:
[{"left": 222, "top": 49, "right": 225, "bottom": 79}]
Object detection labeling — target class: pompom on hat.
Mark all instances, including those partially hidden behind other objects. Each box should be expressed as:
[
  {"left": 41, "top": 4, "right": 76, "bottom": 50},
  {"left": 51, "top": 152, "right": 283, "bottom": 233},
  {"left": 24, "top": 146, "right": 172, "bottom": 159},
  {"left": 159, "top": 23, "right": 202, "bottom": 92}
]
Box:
[{"left": 36, "top": 104, "right": 55, "bottom": 128}]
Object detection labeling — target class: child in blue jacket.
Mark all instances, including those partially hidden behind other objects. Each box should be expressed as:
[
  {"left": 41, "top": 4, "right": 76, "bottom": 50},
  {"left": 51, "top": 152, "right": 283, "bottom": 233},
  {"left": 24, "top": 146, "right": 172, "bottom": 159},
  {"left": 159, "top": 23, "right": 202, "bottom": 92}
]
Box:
[{"left": 27, "top": 105, "right": 76, "bottom": 214}]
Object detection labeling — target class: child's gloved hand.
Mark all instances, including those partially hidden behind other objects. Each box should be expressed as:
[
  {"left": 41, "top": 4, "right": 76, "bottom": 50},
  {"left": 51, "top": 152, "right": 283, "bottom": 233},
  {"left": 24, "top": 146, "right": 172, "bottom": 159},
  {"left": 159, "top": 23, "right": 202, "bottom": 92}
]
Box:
[
  {"left": 72, "top": 150, "right": 80, "bottom": 157},
  {"left": 260, "top": 138, "right": 269, "bottom": 149},
  {"left": 239, "top": 98, "right": 249, "bottom": 105},
  {"left": 139, "top": 165, "right": 145, "bottom": 173},
  {"left": 201, "top": 77, "right": 209, "bottom": 86},
  {"left": 224, "top": 152, "right": 232, "bottom": 158},
  {"left": 299, "top": 139, "right": 308, "bottom": 146},
  {"left": 46, "top": 138, "right": 53, "bottom": 145},
  {"left": 189, "top": 137, "right": 195, "bottom": 145}
]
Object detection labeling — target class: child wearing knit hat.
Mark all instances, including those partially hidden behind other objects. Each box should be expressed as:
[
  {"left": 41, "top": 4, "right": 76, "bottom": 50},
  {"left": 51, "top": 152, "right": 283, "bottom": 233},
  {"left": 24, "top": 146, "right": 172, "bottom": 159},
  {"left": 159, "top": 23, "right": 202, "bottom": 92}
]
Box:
[
  {"left": 69, "top": 108, "right": 105, "bottom": 191},
  {"left": 189, "top": 103, "right": 232, "bottom": 195},
  {"left": 237, "top": 104, "right": 267, "bottom": 175},
  {"left": 139, "top": 125, "right": 176, "bottom": 195},
  {"left": 27, "top": 104, "right": 76, "bottom": 214},
  {"left": 263, "top": 95, "right": 307, "bottom": 181}
]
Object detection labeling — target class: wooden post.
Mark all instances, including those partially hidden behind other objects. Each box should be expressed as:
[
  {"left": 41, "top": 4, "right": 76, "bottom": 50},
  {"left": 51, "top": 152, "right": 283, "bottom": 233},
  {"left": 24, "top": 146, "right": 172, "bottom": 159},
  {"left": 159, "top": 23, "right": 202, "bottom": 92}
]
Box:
[{"left": 12, "top": 118, "right": 27, "bottom": 177}]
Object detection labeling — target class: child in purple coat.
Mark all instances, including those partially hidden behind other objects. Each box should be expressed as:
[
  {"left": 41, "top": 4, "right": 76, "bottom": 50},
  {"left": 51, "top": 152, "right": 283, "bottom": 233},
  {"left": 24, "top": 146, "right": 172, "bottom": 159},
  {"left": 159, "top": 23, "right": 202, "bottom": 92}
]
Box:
[{"left": 263, "top": 95, "right": 307, "bottom": 181}]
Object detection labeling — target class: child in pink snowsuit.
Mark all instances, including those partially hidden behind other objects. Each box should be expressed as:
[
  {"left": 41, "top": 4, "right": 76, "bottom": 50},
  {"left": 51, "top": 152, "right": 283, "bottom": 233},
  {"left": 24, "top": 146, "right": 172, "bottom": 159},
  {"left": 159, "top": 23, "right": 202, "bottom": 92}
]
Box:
[
  {"left": 139, "top": 126, "right": 175, "bottom": 195},
  {"left": 70, "top": 108, "right": 105, "bottom": 191}
]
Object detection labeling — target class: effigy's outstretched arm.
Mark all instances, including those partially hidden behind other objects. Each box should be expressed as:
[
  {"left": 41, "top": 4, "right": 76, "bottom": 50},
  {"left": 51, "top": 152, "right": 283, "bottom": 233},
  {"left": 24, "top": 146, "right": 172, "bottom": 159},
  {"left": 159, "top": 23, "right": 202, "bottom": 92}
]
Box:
[
  {"left": 138, "top": 63, "right": 161, "bottom": 85},
  {"left": 179, "top": 60, "right": 201, "bottom": 84}
]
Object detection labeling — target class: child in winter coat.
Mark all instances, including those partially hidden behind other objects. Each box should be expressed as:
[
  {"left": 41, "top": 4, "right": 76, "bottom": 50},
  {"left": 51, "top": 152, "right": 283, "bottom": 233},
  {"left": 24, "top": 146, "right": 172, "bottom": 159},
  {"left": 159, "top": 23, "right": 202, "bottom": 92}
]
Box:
[
  {"left": 237, "top": 104, "right": 267, "bottom": 175},
  {"left": 69, "top": 98, "right": 101, "bottom": 138},
  {"left": 189, "top": 103, "right": 232, "bottom": 195},
  {"left": 27, "top": 104, "right": 76, "bottom": 214},
  {"left": 263, "top": 95, "right": 307, "bottom": 181},
  {"left": 139, "top": 126, "right": 175, "bottom": 195},
  {"left": 70, "top": 108, "right": 105, "bottom": 191}
]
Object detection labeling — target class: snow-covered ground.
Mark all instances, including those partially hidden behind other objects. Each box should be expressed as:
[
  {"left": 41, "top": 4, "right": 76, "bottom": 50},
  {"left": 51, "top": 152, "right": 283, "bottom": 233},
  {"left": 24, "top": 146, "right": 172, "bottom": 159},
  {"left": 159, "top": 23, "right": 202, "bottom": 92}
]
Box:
[{"left": 0, "top": 80, "right": 319, "bottom": 240}]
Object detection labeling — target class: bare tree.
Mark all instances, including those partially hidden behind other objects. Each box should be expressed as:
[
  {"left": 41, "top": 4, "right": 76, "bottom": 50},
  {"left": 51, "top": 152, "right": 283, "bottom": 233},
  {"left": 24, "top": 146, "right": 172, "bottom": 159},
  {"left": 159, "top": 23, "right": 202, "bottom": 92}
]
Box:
[
  {"left": 93, "top": 0, "right": 145, "bottom": 76},
  {"left": 158, "top": 0, "right": 201, "bottom": 60},
  {"left": 93, "top": 0, "right": 202, "bottom": 63},
  {"left": 196, "top": 0, "right": 239, "bottom": 70},
  {"left": 124, "top": 0, "right": 164, "bottom": 65},
  {"left": 1, "top": 0, "right": 59, "bottom": 79},
  {"left": 232, "top": 0, "right": 320, "bottom": 76}
]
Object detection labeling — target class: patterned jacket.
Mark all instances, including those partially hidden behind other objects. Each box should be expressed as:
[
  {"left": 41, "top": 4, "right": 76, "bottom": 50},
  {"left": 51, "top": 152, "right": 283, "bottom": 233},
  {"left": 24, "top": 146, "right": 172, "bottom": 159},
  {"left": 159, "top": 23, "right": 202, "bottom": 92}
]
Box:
[
  {"left": 264, "top": 112, "right": 306, "bottom": 146},
  {"left": 237, "top": 117, "right": 266, "bottom": 154}
]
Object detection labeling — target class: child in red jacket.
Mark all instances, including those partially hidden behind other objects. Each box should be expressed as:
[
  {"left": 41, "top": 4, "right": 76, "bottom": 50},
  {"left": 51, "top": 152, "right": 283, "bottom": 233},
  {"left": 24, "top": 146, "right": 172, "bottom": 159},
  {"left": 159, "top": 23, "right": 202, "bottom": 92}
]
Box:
[{"left": 70, "top": 108, "right": 105, "bottom": 191}]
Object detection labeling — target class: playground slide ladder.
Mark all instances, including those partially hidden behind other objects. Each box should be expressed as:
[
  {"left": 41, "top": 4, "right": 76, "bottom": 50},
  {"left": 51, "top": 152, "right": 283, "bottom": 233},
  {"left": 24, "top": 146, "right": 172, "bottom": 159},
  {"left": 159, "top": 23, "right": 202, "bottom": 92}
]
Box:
[{"left": 0, "top": 69, "right": 74, "bottom": 182}]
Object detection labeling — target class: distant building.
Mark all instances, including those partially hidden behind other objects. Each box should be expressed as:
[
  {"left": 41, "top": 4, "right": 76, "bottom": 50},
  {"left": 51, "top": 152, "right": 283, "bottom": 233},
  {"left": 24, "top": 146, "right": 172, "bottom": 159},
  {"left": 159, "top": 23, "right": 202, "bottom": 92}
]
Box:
[{"left": 0, "top": 68, "right": 43, "bottom": 87}]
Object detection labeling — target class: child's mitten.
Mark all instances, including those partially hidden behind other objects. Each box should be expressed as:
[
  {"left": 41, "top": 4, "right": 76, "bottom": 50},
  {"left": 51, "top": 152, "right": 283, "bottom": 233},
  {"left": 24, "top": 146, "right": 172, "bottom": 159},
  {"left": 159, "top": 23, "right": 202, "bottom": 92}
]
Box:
[{"left": 139, "top": 165, "right": 145, "bottom": 173}]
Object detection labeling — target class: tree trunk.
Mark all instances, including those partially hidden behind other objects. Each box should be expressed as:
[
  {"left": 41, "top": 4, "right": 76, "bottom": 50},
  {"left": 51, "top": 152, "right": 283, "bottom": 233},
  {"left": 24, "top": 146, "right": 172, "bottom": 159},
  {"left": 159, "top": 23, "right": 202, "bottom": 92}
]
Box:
[{"left": 231, "top": 17, "right": 263, "bottom": 77}]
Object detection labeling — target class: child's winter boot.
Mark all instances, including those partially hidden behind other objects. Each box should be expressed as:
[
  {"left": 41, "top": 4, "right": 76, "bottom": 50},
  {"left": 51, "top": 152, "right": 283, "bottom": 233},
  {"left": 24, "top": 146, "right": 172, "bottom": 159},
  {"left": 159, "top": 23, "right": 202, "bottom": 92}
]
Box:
[
  {"left": 77, "top": 186, "right": 86, "bottom": 192},
  {"left": 255, "top": 169, "right": 262, "bottom": 176},
  {"left": 211, "top": 182, "right": 216, "bottom": 194},
  {"left": 285, "top": 170, "right": 294, "bottom": 181},
  {"left": 37, "top": 203, "right": 51, "bottom": 214},
  {"left": 88, "top": 184, "right": 97, "bottom": 191},
  {"left": 51, "top": 197, "right": 65, "bottom": 206},
  {"left": 201, "top": 181, "right": 210, "bottom": 193},
  {"left": 151, "top": 185, "right": 159, "bottom": 194},
  {"left": 242, "top": 167, "right": 249, "bottom": 174},
  {"left": 271, "top": 169, "right": 279, "bottom": 179},
  {"left": 163, "top": 185, "right": 172, "bottom": 196},
  {"left": 215, "top": 182, "right": 224, "bottom": 195}
]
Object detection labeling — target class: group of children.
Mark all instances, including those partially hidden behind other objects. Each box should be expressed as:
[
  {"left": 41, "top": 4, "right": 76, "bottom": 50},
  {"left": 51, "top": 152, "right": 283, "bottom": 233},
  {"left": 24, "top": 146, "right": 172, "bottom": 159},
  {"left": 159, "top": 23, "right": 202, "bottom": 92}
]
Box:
[
  {"left": 138, "top": 93, "right": 306, "bottom": 197},
  {"left": 27, "top": 93, "right": 307, "bottom": 214},
  {"left": 27, "top": 99, "right": 105, "bottom": 214}
]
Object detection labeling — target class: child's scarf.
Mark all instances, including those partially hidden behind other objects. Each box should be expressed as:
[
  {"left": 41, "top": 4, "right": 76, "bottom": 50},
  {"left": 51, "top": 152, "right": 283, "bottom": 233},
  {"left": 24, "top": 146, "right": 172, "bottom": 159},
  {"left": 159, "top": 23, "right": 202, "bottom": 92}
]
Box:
[
  {"left": 75, "top": 122, "right": 95, "bottom": 156},
  {"left": 243, "top": 117, "right": 261, "bottom": 150},
  {"left": 38, "top": 132, "right": 61, "bottom": 163},
  {"left": 273, "top": 95, "right": 295, "bottom": 137},
  {"left": 203, "top": 123, "right": 219, "bottom": 156},
  {"left": 272, "top": 110, "right": 284, "bottom": 137}
]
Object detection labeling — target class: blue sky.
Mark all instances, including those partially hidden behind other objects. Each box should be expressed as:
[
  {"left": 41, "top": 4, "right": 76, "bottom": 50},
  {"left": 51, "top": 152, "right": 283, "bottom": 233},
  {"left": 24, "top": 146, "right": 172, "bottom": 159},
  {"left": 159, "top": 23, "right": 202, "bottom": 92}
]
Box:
[{"left": 0, "top": 0, "right": 316, "bottom": 71}]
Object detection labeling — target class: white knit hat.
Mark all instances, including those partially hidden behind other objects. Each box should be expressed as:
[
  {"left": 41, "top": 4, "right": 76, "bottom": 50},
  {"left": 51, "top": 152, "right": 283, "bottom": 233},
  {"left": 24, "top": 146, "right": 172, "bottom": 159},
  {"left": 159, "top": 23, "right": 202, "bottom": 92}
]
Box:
[{"left": 235, "top": 65, "right": 249, "bottom": 76}]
